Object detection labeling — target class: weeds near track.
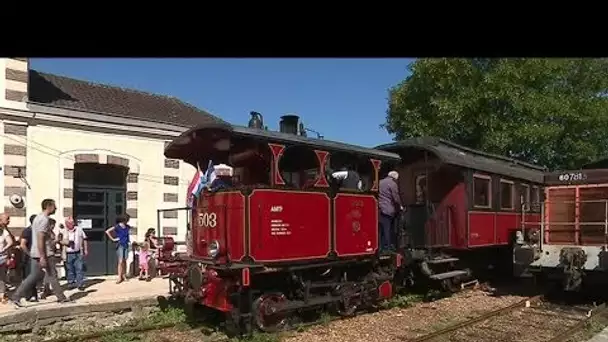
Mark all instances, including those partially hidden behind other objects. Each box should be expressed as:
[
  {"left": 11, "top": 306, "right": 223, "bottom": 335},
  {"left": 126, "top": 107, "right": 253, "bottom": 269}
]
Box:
[{"left": 380, "top": 293, "right": 425, "bottom": 309}]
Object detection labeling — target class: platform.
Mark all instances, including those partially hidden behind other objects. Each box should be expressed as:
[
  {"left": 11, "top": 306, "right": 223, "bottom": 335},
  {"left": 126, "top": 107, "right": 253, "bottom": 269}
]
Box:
[
  {"left": 588, "top": 326, "right": 608, "bottom": 342},
  {"left": 0, "top": 275, "right": 169, "bottom": 328}
]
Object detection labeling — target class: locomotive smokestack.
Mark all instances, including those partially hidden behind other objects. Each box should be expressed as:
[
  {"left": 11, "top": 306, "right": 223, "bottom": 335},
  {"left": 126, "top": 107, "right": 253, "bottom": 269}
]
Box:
[
  {"left": 248, "top": 111, "right": 264, "bottom": 129},
  {"left": 279, "top": 114, "right": 299, "bottom": 135}
]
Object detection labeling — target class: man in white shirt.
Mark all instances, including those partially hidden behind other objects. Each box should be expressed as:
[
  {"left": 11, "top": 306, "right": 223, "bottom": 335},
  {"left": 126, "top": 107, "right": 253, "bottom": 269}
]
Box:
[
  {"left": 331, "top": 166, "right": 363, "bottom": 191},
  {"left": 62, "top": 217, "right": 88, "bottom": 291}
]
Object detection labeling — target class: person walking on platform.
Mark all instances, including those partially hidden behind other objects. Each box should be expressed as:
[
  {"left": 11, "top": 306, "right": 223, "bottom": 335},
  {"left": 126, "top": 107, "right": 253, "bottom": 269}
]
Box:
[
  {"left": 40, "top": 218, "right": 63, "bottom": 300},
  {"left": 0, "top": 213, "right": 14, "bottom": 301},
  {"left": 18, "top": 215, "right": 37, "bottom": 301},
  {"left": 378, "top": 171, "right": 404, "bottom": 252},
  {"left": 10, "top": 199, "right": 70, "bottom": 307}
]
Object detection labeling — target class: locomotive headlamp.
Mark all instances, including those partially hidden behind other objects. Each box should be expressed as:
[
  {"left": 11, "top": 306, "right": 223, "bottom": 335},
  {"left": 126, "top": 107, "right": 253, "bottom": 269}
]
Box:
[{"left": 208, "top": 240, "right": 221, "bottom": 258}]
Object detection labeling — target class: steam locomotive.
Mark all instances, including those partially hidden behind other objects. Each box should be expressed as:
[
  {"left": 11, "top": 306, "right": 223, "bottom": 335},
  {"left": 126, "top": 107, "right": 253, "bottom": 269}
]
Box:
[{"left": 156, "top": 112, "right": 545, "bottom": 334}]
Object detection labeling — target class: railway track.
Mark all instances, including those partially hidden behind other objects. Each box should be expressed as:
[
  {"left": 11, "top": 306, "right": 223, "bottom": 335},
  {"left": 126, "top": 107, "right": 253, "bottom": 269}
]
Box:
[{"left": 408, "top": 295, "right": 608, "bottom": 342}]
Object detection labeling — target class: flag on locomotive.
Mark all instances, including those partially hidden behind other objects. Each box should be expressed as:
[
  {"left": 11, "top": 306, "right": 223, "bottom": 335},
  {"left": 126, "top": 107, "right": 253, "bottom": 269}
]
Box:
[
  {"left": 186, "top": 160, "right": 214, "bottom": 207},
  {"left": 186, "top": 160, "right": 234, "bottom": 206}
]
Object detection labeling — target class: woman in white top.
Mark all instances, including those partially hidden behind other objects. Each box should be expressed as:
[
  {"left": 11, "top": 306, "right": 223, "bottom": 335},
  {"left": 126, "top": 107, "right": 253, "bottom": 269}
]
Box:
[{"left": 0, "top": 213, "right": 15, "bottom": 300}]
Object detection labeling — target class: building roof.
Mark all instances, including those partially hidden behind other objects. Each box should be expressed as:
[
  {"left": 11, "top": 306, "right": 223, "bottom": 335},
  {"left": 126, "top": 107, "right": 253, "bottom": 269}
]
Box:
[
  {"left": 376, "top": 137, "right": 547, "bottom": 183},
  {"left": 28, "top": 70, "right": 226, "bottom": 127}
]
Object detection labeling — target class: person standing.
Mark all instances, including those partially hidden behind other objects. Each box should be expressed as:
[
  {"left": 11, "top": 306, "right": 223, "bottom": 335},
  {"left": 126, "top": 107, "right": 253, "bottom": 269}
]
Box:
[
  {"left": 0, "top": 213, "right": 14, "bottom": 301},
  {"left": 19, "top": 215, "right": 38, "bottom": 301},
  {"left": 378, "top": 171, "right": 404, "bottom": 252},
  {"left": 105, "top": 214, "right": 131, "bottom": 284},
  {"left": 11, "top": 199, "right": 70, "bottom": 307},
  {"left": 63, "top": 217, "right": 88, "bottom": 290},
  {"left": 330, "top": 165, "right": 363, "bottom": 191}
]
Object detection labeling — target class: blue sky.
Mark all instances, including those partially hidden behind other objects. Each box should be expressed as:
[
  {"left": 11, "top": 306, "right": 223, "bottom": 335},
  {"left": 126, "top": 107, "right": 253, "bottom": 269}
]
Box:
[{"left": 30, "top": 58, "right": 413, "bottom": 147}]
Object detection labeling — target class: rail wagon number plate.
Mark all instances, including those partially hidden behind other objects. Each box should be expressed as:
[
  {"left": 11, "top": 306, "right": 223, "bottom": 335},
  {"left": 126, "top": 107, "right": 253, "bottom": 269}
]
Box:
[
  {"left": 198, "top": 212, "right": 217, "bottom": 228},
  {"left": 558, "top": 172, "right": 587, "bottom": 182}
]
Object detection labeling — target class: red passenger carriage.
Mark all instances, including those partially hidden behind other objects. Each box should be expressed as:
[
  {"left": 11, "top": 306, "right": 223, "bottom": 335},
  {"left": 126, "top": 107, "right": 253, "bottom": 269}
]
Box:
[
  {"left": 160, "top": 114, "right": 401, "bottom": 333},
  {"left": 376, "top": 138, "right": 545, "bottom": 286}
]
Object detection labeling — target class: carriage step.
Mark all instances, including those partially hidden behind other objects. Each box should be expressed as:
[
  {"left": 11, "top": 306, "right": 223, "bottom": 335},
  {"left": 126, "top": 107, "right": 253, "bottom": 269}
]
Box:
[
  {"left": 427, "top": 257, "right": 459, "bottom": 264},
  {"left": 429, "top": 270, "right": 469, "bottom": 281}
]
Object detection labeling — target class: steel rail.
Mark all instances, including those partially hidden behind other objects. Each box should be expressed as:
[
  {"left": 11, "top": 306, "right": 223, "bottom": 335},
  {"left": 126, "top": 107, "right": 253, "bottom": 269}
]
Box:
[
  {"left": 547, "top": 302, "right": 608, "bottom": 342},
  {"left": 406, "top": 294, "right": 544, "bottom": 342},
  {"left": 41, "top": 285, "right": 491, "bottom": 341}
]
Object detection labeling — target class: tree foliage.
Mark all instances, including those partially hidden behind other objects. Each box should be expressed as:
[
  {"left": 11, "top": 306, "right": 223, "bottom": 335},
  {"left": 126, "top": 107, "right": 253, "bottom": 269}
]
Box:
[{"left": 384, "top": 58, "right": 608, "bottom": 170}]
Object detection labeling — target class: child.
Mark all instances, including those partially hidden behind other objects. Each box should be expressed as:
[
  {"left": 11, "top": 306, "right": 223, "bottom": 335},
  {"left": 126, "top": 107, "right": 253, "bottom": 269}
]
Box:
[{"left": 138, "top": 242, "right": 151, "bottom": 281}]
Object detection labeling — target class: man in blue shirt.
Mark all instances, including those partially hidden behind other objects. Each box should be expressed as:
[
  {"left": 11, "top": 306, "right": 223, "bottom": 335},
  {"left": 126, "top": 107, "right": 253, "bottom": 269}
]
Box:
[{"left": 105, "top": 214, "right": 131, "bottom": 284}]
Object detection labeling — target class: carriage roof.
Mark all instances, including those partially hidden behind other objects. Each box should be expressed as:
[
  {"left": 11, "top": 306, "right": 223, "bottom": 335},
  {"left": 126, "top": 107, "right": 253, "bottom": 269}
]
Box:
[
  {"left": 164, "top": 122, "right": 401, "bottom": 162},
  {"left": 376, "top": 137, "right": 547, "bottom": 183}
]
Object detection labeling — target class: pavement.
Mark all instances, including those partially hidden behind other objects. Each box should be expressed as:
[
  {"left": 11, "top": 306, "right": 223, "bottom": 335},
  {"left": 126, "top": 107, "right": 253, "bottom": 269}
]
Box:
[
  {"left": 0, "top": 275, "right": 170, "bottom": 328},
  {"left": 589, "top": 327, "right": 608, "bottom": 342}
]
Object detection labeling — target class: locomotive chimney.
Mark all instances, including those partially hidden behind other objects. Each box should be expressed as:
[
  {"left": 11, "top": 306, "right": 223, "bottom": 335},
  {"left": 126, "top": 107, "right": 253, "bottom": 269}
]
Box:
[
  {"left": 279, "top": 114, "right": 299, "bottom": 135},
  {"left": 248, "top": 111, "right": 264, "bottom": 129}
]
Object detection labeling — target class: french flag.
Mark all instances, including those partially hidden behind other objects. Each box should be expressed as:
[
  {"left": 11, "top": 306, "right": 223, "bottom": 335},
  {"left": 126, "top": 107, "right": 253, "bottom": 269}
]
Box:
[{"left": 186, "top": 161, "right": 212, "bottom": 207}]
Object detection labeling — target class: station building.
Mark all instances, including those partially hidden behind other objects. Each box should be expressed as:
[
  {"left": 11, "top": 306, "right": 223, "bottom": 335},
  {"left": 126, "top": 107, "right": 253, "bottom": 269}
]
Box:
[{"left": 0, "top": 58, "right": 222, "bottom": 275}]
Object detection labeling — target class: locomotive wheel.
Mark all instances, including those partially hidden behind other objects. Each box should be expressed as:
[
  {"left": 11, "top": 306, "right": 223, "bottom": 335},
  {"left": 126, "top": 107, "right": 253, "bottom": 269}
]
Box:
[
  {"left": 335, "top": 284, "right": 359, "bottom": 317},
  {"left": 252, "top": 293, "right": 288, "bottom": 333},
  {"left": 441, "top": 278, "right": 460, "bottom": 293}
]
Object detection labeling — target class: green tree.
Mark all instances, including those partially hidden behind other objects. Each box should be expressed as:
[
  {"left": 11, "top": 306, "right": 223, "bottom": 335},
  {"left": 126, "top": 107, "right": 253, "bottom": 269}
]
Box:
[{"left": 384, "top": 58, "right": 608, "bottom": 170}]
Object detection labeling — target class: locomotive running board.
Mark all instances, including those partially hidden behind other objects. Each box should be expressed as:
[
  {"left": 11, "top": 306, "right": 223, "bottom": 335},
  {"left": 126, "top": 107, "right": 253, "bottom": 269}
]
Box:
[
  {"left": 429, "top": 270, "right": 469, "bottom": 280},
  {"left": 427, "top": 257, "right": 459, "bottom": 264}
]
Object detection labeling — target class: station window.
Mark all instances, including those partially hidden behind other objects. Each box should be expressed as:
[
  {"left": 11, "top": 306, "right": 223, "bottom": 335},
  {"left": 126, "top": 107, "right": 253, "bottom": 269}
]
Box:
[
  {"left": 521, "top": 184, "right": 531, "bottom": 211},
  {"left": 473, "top": 175, "right": 491, "bottom": 208},
  {"left": 500, "top": 179, "right": 515, "bottom": 210}
]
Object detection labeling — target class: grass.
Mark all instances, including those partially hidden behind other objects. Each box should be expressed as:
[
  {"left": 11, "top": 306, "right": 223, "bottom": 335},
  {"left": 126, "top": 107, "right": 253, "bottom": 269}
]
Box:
[
  {"left": 380, "top": 293, "right": 425, "bottom": 309},
  {"left": 230, "top": 332, "right": 281, "bottom": 342}
]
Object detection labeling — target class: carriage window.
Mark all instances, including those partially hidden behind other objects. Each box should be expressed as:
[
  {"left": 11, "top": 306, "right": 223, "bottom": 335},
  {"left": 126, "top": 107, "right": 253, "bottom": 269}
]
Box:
[
  {"left": 500, "top": 180, "right": 514, "bottom": 210},
  {"left": 521, "top": 184, "right": 531, "bottom": 211},
  {"left": 531, "top": 186, "right": 540, "bottom": 210},
  {"left": 278, "top": 146, "right": 320, "bottom": 189},
  {"left": 473, "top": 175, "right": 491, "bottom": 208},
  {"left": 415, "top": 174, "right": 427, "bottom": 204}
]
